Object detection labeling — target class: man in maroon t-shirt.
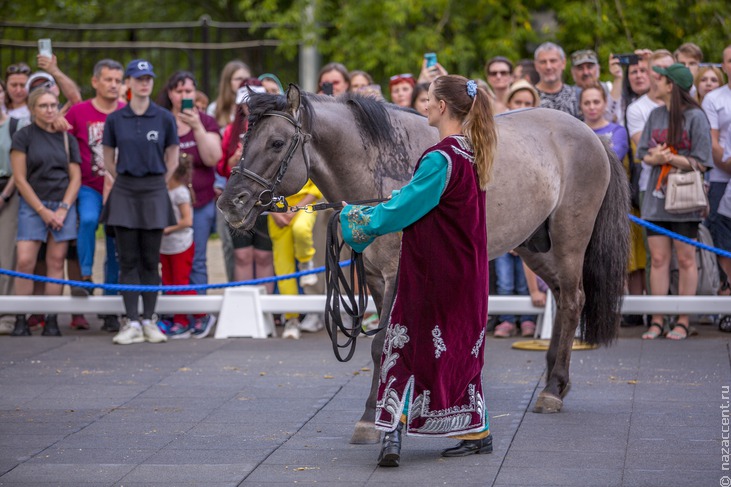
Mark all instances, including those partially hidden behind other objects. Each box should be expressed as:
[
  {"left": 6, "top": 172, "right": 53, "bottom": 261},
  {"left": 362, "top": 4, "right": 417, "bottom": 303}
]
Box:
[{"left": 65, "top": 59, "right": 126, "bottom": 332}]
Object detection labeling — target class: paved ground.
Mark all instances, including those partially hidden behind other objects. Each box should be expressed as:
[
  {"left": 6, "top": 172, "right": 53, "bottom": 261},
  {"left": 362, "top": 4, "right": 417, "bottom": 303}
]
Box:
[{"left": 0, "top": 321, "right": 728, "bottom": 486}]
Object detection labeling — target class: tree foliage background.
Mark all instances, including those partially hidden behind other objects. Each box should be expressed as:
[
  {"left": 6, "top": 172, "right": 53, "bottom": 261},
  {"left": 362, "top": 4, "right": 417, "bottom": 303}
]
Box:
[{"left": 1, "top": 0, "right": 729, "bottom": 97}]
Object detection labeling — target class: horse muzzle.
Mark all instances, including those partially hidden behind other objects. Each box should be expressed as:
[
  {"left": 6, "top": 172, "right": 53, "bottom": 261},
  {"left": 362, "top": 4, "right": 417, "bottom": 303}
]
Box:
[{"left": 217, "top": 190, "right": 260, "bottom": 230}]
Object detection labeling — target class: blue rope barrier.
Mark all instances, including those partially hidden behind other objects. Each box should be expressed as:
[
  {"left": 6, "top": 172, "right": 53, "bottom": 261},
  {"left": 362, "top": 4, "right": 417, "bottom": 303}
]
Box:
[
  {"left": 1, "top": 214, "right": 729, "bottom": 292},
  {"left": 628, "top": 214, "right": 731, "bottom": 259},
  {"left": 0, "top": 261, "right": 349, "bottom": 293}
]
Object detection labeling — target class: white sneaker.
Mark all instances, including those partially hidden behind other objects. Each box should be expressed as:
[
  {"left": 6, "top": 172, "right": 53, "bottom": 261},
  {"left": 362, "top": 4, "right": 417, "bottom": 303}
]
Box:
[
  {"left": 299, "top": 260, "right": 318, "bottom": 287},
  {"left": 282, "top": 318, "right": 301, "bottom": 339},
  {"left": 299, "top": 314, "right": 324, "bottom": 333},
  {"left": 113, "top": 323, "right": 144, "bottom": 345},
  {"left": 142, "top": 321, "right": 168, "bottom": 343}
]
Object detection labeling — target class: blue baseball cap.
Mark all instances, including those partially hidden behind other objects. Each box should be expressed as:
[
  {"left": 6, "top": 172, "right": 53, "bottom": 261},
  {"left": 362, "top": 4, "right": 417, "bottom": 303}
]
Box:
[{"left": 125, "top": 59, "right": 156, "bottom": 79}]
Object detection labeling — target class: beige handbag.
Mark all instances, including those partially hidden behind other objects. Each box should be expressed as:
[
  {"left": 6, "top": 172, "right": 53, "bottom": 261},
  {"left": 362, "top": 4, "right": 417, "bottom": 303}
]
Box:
[{"left": 664, "top": 164, "right": 707, "bottom": 214}]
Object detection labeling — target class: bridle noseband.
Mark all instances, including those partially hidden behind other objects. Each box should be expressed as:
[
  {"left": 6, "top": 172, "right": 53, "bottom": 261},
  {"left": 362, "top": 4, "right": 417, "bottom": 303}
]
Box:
[{"left": 230, "top": 110, "right": 311, "bottom": 213}]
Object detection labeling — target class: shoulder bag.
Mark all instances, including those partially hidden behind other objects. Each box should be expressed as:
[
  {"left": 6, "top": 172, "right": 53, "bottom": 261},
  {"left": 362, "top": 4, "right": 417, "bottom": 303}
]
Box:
[{"left": 664, "top": 161, "right": 707, "bottom": 214}]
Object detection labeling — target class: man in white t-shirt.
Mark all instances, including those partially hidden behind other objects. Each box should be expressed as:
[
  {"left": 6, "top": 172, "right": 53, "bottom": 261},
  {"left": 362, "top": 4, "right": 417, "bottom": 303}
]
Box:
[
  {"left": 626, "top": 49, "right": 675, "bottom": 194},
  {"left": 704, "top": 44, "right": 731, "bottom": 294}
]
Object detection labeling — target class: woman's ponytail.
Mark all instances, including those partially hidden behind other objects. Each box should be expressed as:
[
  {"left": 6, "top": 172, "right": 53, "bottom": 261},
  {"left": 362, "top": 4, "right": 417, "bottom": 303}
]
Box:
[{"left": 464, "top": 85, "right": 497, "bottom": 190}]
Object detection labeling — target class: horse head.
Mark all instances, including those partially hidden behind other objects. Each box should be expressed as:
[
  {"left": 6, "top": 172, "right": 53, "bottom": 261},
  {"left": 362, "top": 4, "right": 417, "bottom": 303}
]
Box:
[{"left": 217, "top": 84, "right": 312, "bottom": 230}]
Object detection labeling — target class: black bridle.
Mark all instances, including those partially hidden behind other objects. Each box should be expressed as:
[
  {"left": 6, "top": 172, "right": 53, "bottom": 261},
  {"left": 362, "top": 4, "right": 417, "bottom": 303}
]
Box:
[{"left": 230, "top": 110, "right": 311, "bottom": 213}]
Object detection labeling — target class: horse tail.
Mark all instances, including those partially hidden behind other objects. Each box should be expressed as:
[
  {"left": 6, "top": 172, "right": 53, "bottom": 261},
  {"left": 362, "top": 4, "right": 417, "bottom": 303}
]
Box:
[{"left": 581, "top": 139, "right": 630, "bottom": 346}]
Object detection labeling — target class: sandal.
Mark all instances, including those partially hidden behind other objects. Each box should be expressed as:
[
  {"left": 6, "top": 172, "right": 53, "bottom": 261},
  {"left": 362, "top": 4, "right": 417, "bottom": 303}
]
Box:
[
  {"left": 666, "top": 323, "right": 697, "bottom": 340},
  {"left": 641, "top": 322, "right": 665, "bottom": 340}
]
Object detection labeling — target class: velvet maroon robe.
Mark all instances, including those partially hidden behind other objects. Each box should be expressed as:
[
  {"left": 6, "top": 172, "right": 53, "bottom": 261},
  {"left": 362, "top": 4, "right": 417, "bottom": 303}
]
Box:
[{"left": 375, "top": 135, "right": 489, "bottom": 437}]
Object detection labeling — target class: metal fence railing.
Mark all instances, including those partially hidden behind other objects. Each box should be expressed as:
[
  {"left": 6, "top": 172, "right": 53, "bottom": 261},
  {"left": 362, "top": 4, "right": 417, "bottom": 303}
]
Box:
[{"left": 0, "top": 17, "right": 295, "bottom": 101}]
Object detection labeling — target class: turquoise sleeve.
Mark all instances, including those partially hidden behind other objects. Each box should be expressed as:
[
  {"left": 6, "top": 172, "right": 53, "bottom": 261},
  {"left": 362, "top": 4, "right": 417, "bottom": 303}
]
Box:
[{"left": 340, "top": 151, "right": 448, "bottom": 252}]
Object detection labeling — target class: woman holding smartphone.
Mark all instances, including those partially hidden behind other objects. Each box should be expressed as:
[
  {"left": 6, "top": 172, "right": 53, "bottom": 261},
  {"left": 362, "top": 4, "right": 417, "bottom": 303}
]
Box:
[
  {"left": 102, "top": 59, "right": 179, "bottom": 345},
  {"left": 157, "top": 71, "right": 221, "bottom": 334}
]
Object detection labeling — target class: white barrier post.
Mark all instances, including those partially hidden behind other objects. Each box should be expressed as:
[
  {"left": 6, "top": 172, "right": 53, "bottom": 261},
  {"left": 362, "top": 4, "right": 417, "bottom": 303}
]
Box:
[
  {"left": 215, "top": 286, "right": 274, "bottom": 339},
  {"left": 538, "top": 290, "right": 555, "bottom": 340}
]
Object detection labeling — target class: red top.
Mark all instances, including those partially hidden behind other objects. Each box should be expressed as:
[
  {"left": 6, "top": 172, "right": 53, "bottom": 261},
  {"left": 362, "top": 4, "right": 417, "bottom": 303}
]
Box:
[
  {"left": 180, "top": 111, "right": 220, "bottom": 208},
  {"left": 65, "top": 99, "right": 125, "bottom": 194}
]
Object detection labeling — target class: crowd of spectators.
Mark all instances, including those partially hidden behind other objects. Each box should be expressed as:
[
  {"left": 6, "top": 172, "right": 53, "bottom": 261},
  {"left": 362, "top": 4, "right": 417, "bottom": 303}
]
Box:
[{"left": 0, "top": 39, "right": 729, "bottom": 341}]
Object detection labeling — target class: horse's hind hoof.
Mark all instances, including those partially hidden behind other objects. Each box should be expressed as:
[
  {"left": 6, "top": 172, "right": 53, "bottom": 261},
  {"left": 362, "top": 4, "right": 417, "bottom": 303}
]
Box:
[
  {"left": 350, "top": 420, "right": 382, "bottom": 444},
  {"left": 533, "top": 392, "right": 563, "bottom": 413}
]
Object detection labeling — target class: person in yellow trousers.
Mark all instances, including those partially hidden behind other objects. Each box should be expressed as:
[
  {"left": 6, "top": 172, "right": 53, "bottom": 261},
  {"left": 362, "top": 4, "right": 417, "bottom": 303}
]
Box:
[{"left": 268, "top": 179, "right": 322, "bottom": 339}]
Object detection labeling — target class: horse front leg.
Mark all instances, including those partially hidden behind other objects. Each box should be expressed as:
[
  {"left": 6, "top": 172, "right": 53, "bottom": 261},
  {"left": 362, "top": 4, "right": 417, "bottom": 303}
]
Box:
[
  {"left": 534, "top": 280, "right": 584, "bottom": 413},
  {"left": 351, "top": 325, "right": 387, "bottom": 444},
  {"left": 351, "top": 243, "right": 399, "bottom": 444}
]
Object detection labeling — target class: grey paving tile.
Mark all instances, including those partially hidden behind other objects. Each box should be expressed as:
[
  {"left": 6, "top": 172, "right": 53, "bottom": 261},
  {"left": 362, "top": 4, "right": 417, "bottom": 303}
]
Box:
[
  {"left": 622, "top": 468, "right": 721, "bottom": 487},
  {"left": 508, "top": 433, "right": 629, "bottom": 453},
  {"left": 0, "top": 463, "right": 135, "bottom": 484},
  {"left": 244, "top": 463, "right": 374, "bottom": 483},
  {"left": 0, "top": 435, "right": 63, "bottom": 450},
  {"left": 494, "top": 467, "right": 621, "bottom": 486},
  {"left": 120, "top": 463, "right": 252, "bottom": 483},
  {"left": 0, "top": 421, "right": 88, "bottom": 436},
  {"left": 145, "top": 448, "right": 272, "bottom": 465},
  {"left": 501, "top": 449, "right": 625, "bottom": 469},
  {"left": 25, "top": 447, "right": 156, "bottom": 465}
]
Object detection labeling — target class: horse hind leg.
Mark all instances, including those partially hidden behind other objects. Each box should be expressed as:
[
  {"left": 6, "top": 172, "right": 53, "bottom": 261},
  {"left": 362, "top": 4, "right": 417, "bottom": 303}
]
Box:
[{"left": 533, "top": 258, "right": 585, "bottom": 414}]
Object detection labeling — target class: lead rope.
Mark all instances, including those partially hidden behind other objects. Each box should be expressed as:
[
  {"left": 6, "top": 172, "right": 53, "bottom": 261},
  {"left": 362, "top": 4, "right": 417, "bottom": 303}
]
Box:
[{"left": 324, "top": 208, "right": 385, "bottom": 362}]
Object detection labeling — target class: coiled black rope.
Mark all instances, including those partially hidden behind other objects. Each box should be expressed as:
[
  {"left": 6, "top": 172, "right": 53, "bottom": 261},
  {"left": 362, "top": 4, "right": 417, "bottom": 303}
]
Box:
[{"left": 324, "top": 209, "right": 384, "bottom": 362}]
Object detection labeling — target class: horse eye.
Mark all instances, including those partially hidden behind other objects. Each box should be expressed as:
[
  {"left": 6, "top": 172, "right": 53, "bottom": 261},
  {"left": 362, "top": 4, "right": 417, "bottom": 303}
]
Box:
[{"left": 272, "top": 140, "right": 285, "bottom": 150}]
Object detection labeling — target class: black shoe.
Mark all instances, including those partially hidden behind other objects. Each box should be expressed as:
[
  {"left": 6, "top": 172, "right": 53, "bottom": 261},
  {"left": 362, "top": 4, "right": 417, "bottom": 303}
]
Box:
[
  {"left": 101, "top": 315, "right": 121, "bottom": 332},
  {"left": 42, "top": 315, "right": 62, "bottom": 336},
  {"left": 377, "top": 422, "right": 403, "bottom": 467},
  {"left": 621, "top": 314, "right": 645, "bottom": 327},
  {"left": 441, "top": 433, "right": 493, "bottom": 457},
  {"left": 70, "top": 284, "right": 90, "bottom": 297},
  {"left": 11, "top": 315, "right": 30, "bottom": 336}
]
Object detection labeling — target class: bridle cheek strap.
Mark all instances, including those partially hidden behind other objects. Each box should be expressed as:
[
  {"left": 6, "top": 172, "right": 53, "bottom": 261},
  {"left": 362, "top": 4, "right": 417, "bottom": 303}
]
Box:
[{"left": 233, "top": 111, "right": 311, "bottom": 213}]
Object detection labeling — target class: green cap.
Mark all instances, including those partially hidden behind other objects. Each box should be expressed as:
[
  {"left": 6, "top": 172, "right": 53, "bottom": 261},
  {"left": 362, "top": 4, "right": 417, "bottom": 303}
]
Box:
[{"left": 652, "top": 63, "right": 694, "bottom": 92}]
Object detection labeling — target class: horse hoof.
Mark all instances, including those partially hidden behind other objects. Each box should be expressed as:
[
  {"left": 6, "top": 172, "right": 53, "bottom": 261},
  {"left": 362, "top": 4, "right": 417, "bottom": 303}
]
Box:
[
  {"left": 560, "top": 381, "right": 572, "bottom": 399},
  {"left": 350, "top": 420, "right": 382, "bottom": 444},
  {"left": 533, "top": 392, "right": 563, "bottom": 414}
]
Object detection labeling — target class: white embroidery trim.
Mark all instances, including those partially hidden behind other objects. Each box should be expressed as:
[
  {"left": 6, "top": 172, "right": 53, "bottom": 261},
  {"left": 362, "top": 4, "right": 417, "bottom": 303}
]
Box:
[
  {"left": 432, "top": 325, "right": 446, "bottom": 359},
  {"left": 471, "top": 328, "right": 486, "bottom": 358}
]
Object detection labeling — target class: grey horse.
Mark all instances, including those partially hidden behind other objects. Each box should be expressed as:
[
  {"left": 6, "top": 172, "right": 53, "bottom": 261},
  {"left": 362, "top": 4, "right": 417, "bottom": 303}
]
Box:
[{"left": 218, "top": 86, "right": 630, "bottom": 444}]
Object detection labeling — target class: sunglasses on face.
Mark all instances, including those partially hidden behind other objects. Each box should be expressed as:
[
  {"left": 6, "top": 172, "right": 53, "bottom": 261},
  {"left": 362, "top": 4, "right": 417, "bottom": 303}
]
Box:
[
  {"left": 488, "top": 70, "right": 510, "bottom": 77},
  {"left": 6, "top": 63, "right": 31, "bottom": 76}
]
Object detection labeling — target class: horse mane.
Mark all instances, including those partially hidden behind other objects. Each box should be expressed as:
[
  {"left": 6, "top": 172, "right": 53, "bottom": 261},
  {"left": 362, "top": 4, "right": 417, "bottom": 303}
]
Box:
[{"left": 246, "top": 90, "right": 407, "bottom": 150}]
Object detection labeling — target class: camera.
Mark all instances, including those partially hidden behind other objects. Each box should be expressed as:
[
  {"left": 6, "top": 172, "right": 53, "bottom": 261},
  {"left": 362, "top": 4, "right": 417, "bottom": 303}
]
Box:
[
  {"left": 321, "top": 82, "right": 334, "bottom": 96},
  {"left": 38, "top": 38, "right": 52, "bottom": 58},
  {"left": 181, "top": 98, "right": 194, "bottom": 111},
  {"left": 614, "top": 53, "right": 639, "bottom": 65}
]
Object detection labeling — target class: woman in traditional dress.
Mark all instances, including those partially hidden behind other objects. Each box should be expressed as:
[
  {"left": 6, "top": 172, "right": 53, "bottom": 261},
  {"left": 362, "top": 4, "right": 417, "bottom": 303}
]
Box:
[{"left": 341, "top": 75, "right": 497, "bottom": 467}]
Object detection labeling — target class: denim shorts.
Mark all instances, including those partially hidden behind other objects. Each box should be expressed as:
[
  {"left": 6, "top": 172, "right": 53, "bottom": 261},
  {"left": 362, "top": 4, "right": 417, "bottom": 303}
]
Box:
[{"left": 17, "top": 198, "right": 78, "bottom": 243}]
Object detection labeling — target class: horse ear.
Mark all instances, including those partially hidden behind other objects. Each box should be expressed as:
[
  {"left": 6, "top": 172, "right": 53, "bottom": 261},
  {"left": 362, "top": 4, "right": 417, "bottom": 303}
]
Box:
[{"left": 286, "top": 84, "right": 302, "bottom": 116}]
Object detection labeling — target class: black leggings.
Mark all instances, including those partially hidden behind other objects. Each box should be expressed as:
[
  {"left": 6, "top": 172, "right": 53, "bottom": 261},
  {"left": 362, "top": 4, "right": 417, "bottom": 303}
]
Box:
[{"left": 113, "top": 226, "right": 163, "bottom": 321}]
